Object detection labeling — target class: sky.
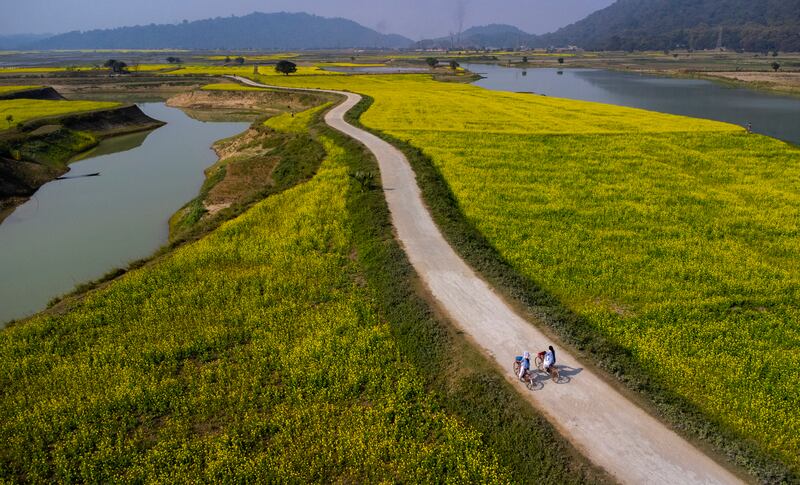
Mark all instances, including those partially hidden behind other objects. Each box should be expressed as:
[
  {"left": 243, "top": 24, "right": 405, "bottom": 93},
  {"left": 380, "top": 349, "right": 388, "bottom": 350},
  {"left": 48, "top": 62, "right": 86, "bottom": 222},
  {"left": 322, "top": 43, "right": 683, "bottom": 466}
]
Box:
[{"left": 0, "top": 0, "right": 615, "bottom": 40}]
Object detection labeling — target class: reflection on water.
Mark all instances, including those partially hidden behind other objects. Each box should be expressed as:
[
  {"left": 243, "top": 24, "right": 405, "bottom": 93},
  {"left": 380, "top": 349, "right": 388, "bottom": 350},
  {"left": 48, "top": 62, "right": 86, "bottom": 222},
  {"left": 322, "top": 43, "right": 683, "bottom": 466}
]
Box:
[
  {"left": 465, "top": 64, "right": 800, "bottom": 145},
  {"left": 71, "top": 130, "right": 151, "bottom": 162},
  {"left": 0, "top": 103, "right": 249, "bottom": 326}
]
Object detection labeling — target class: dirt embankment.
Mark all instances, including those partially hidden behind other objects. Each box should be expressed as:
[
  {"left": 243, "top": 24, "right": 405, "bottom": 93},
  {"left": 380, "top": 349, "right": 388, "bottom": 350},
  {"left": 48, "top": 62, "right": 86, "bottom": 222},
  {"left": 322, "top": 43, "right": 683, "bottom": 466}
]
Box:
[
  {"left": 698, "top": 71, "right": 800, "bottom": 95},
  {"left": 23, "top": 104, "right": 165, "bottom": 138},
  {"left": 0, "top": 87, "right": 65, "bottom": 101},
  {"left": 167, "top": 89, "right": 319, "bottom": 115}
]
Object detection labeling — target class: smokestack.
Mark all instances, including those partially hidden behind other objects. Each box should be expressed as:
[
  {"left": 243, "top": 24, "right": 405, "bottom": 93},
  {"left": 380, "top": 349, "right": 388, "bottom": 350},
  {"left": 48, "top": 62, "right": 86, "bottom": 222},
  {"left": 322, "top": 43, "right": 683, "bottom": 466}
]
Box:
[{"left": 455, "top": 0, "right": 468, "bottom": 48}]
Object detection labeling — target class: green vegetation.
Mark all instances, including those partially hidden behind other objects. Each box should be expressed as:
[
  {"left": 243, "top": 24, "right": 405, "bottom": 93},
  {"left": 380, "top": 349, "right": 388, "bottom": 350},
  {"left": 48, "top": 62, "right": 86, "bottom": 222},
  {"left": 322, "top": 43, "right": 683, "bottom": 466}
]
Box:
[
  {"left": 0, "top": 98, "right": 600, "bottom": 483},
  {"left": 261, "top": 72, "right": 799, "bottom": 479},
  {"left": 0, "top": 99, "right": 119, "bottom": 130},
  {"left": 539, "top": 0, "right": 800, "bottom": 52},
  {"left": 275, "top": 60, "right": 298, "bottom": 76}
]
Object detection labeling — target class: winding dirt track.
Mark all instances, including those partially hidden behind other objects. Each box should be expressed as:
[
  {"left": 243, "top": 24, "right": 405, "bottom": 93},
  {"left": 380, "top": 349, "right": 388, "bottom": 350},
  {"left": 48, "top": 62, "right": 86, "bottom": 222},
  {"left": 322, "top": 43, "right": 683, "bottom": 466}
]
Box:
[{"left": 233, "top": 76, "right": 743, "bottom": 485}]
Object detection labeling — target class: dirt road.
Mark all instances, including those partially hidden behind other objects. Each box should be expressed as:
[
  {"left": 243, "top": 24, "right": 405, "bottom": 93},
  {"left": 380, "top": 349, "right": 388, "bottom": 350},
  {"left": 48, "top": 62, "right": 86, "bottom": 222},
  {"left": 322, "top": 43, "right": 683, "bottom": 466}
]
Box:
[{"left": 234, "top": 76, "right": 744, "bottom": 485}]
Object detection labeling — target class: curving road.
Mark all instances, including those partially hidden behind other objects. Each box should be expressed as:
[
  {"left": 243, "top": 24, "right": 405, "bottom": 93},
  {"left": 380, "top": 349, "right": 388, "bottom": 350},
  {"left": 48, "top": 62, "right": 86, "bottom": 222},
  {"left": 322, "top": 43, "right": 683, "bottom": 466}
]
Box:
[{"left": 233, "top": 76, "right": 744, "bottom": 485}]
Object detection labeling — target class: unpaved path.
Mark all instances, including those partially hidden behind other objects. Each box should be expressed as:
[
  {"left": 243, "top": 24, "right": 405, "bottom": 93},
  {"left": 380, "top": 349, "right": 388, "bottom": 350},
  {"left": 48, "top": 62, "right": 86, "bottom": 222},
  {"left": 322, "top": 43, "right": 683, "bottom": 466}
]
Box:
[{"left": 233, "top": 76, "right": 744, "bottom": 485}]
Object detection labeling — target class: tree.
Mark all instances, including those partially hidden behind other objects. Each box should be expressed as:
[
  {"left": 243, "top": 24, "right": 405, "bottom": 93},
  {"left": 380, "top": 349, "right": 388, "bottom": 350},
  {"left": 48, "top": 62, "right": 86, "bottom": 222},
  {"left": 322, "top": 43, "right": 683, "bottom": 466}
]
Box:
[
  {"left": 275, "top": 60, "right": 297, "bottom": 76},
  {"left": 771, "top": 62, "right": 781, "bottom": 72},
  {"left": 522, "top": 56, "right": 528, "bottom": 63},
  {"left": 5, "top": 114, "right": 13, "bottom": 127},
  {"left": 772, "top": 50, "right": 779, "bottom": 57},
  {"left": 103, "top": 59, "right": 128, "bottom": 74},
  {"left": 166, "top": 56, "right": 182, "bottom": 64},
  {"left": 225, "top": 56, "right": 231, "bottom": 63},
  {"left": 425, "top": 57, "right": 438, "bottom": 69},
  {"left": 234, "top": 56, "right": 245, "bottom": 65},
  {"left": 449, "top": 60, "right": 460, "bottom": 70},
  {"left": 557, "top": 57, "right": 565, "bottom": 64}
]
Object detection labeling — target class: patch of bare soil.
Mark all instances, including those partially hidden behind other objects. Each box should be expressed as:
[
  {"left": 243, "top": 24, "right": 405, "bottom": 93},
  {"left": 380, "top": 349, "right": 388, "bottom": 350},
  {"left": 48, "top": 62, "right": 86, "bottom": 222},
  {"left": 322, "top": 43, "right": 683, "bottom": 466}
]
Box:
[
  {"left": 206, "top": 154, "right": 278, "bottom": 207},
  {"left": 167, "top": 89, "right": 316, "bottom": 114},
  {"left": 704, "top": 71, "right": 800, "bottom": 92}
]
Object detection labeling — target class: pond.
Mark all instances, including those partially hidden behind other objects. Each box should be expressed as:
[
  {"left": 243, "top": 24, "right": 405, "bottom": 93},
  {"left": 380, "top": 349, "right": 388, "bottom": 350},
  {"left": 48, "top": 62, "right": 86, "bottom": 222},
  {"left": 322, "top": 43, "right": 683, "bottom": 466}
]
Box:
[
  {"left": 0, "top": 103, "right": 248, "bottom": 326},
  {"left": 463, "top": 63, "right": 800, "bottom": 145}
]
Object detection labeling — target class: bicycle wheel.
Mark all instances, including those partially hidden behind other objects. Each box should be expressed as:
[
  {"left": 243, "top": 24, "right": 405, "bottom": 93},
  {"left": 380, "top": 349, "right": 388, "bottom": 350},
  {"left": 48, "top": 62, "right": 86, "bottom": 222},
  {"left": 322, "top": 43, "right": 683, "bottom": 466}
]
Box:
[
  {"left": 513, "top": 361, "right": 520, "bottom": 376},
  {"left": 534, "top": 355, "right": 543, "bottom": 371},
  {"left": 550, "top": 367, "right": 561, "bottom": 383},
  {"left": 526, "top": 373, "right": 542, "bottom": 391}
]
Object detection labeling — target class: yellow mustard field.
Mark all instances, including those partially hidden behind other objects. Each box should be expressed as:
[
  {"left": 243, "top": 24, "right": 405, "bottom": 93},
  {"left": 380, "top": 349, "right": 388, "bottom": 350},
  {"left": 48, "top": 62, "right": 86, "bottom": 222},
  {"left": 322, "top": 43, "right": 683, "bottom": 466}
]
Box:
[{"left": 260, "top": 72, "right": 800, "bottom": 469}]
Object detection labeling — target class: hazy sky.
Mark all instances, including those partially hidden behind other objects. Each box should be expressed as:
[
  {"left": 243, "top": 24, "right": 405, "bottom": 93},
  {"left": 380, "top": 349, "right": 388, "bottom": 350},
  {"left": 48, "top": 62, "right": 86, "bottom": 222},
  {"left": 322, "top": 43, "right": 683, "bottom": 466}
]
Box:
[{"left": 1, "top": 0, "right": 615, "bottom": 39}]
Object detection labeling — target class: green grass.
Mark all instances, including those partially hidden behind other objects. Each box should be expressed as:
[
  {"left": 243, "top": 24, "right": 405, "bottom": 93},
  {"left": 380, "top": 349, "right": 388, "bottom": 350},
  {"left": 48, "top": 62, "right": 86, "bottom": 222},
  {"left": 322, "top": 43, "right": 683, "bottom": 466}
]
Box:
[{"left": 0, "top": 99, "right": 119, "bottom": 130}]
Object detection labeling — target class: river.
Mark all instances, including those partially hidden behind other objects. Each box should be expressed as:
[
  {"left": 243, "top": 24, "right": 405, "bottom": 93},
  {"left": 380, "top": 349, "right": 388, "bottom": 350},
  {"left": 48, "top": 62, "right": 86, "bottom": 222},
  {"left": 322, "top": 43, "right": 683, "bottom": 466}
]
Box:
[
  {"left": 0, "top": 103, "right": 248, "bottom": 326},
  {"left": 463, "top": 63, "right": 800, "bottom": 145}
]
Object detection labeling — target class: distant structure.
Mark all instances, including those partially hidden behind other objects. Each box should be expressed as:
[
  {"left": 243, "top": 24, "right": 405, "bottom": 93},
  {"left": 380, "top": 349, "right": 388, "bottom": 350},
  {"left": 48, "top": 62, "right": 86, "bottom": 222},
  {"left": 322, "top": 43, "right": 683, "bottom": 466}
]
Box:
[{"left": 716, "top": 27, "right": 724, "bottom": 50}]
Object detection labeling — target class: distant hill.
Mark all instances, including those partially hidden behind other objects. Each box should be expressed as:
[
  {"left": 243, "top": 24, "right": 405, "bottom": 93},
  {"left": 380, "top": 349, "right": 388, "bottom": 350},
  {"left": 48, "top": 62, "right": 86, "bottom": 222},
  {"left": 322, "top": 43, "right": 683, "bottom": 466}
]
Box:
[
  {"left": 416, "top": 24, "right": 534, "bottom": 50},
  {"left": 418, "top": 0, "right": 800, "bottom": 52},
  {"left": 31, "top": 12, "right": 414, "bottom": 50},
  {"left": 0, "top": 34, "right": 52, "bottom": 50},
  {"left": 540, "top": 0, "right": 800, "bottom": 51}
]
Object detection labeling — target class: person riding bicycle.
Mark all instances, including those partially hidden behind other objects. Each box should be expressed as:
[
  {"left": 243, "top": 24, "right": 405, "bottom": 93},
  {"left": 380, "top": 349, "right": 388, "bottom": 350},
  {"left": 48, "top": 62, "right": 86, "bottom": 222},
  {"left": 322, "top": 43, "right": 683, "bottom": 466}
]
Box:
[
  {"left": 543, "top": 345, "right": 556, "bottom": 373},
  {"left": 518, "top": 351, "right": 531, "bottom": 380}
]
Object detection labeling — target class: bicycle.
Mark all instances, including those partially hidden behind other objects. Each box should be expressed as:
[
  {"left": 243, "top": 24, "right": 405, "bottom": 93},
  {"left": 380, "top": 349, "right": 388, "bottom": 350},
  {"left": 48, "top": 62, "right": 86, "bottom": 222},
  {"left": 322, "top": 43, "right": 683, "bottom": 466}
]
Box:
[
  {"left": 535, "top": 351, "right": 562, "bottom": 383},
  {"left": 513, "top": 356, "right": 541, "bottom": 390}
]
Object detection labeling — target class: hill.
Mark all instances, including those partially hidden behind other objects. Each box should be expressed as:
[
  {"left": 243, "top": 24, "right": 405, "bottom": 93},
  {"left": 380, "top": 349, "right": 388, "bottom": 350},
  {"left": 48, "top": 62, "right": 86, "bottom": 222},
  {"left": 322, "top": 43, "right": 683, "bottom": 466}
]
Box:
[
  {"left": 540, "top": 0, "right": 800, "bottom": 51},
  {"left": 0, "top": 34, "right": 51, "bottom": 50},
  {"left": 416, "top": 24, "right": 533, "bottom": 50},
  {"left": 31, "top": 12, "right": 414, "bottom": 50}
]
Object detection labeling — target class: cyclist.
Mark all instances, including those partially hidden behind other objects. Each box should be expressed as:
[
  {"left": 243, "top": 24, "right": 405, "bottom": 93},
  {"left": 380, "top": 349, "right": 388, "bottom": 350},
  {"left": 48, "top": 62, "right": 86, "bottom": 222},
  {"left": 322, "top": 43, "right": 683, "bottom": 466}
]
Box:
[
  {"left": 518, "top": 351, "right": 531, "bottom": 380},
  {"left": 543, "top": 345, "right": 556, "bottom": 373}
]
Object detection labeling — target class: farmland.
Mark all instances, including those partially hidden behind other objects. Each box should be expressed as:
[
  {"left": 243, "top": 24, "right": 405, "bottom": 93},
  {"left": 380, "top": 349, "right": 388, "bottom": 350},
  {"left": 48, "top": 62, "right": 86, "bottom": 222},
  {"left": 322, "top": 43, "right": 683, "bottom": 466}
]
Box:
[
  {"left": 0, "top": 99, "right": 119, "bottom": 130},
  {"left": 259, "top": 72, "right": 800, "bottom": 473}
]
